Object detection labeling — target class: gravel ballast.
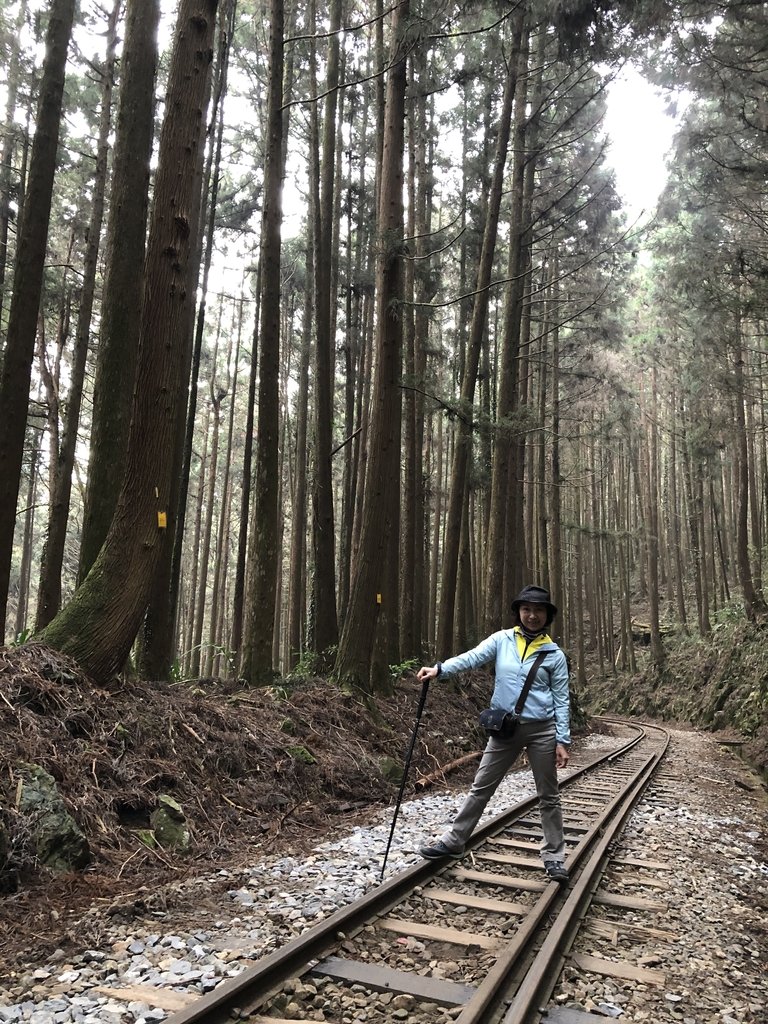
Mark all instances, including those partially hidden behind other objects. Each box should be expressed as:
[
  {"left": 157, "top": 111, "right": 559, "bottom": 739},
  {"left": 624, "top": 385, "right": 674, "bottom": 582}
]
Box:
[{"left": 1, "top": 726, "right": 765, "bottom": 1023}]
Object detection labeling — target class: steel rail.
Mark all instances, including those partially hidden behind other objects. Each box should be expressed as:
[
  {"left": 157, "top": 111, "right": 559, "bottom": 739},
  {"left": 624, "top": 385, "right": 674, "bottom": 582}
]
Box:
[
  {"left": 452, "top": 726, "right": 669, "bottom": 1024},
  {"left": 165, "top": 721, "right": 650, "bottom": 1024},
  {"left": 500, "top": 725, "right": 670, "bottom": 1024}
]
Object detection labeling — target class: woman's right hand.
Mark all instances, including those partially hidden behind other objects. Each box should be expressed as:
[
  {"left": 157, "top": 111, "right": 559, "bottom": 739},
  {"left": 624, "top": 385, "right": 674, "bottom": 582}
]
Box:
[{"left": 416, "top": 664, "right": 439, "bottom": 682}]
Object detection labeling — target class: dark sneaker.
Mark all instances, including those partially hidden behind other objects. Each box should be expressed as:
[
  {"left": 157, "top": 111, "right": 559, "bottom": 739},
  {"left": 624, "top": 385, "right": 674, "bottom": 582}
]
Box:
[
  {"left": 419, "top": 840, "right": 463, "bottom": 860},
  {"left": 544, "top": 860, "right": 569, "bottom": 884}
]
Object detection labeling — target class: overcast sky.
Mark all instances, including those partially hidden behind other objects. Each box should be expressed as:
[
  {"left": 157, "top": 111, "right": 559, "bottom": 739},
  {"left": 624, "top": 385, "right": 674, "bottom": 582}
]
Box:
[{"left": 603, "top": 67, "right": 683, "bottom": 222}]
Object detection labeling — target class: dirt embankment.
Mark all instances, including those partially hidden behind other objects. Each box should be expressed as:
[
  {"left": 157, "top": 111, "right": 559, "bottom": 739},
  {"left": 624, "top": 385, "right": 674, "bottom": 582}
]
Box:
[
  {"left": 1, "top": 627, "right": 765, "bottom": 972},
  {"left": 583, "top": 620, "right": 768, "bottom": 776},
  {"left": 0, "top": 642, "right": 492, "bottom": 966}
]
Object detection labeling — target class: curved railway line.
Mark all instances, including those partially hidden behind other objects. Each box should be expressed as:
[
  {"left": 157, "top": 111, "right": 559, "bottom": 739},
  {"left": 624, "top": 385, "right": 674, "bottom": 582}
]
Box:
[{"left": 164, "top": 721, "right": 677, "bottom": 1024}]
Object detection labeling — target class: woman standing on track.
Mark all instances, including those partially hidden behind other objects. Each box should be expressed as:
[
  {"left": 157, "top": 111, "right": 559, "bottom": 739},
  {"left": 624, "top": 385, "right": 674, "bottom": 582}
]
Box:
[{"left": 415, "top": 584, "right": 571, "bottom": 884}]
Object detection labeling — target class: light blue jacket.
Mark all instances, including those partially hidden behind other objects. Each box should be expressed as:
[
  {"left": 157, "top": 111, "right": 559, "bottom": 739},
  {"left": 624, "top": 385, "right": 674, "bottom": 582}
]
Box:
[{"left": 439, "top": 628, "right": 571, "bottom": 745}]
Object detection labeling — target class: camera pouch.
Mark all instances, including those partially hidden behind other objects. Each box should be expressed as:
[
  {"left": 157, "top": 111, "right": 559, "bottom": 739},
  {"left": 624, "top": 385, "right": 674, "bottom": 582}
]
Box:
[
  {"left": 477, "top": 650, "right": 548, "bottom": 739},
  {"left": 479, "top": 707, "right": 519, "bottom": 738}
]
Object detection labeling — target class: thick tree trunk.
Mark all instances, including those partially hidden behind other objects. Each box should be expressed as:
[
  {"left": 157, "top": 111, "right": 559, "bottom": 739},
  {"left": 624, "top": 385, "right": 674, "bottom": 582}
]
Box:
[
  {"left": 140, "top": 0, "right": 233, "bottom": 681},
  {"left": 484, "top": 21, "right": 532, "bottom": 631},
  {"left": 37, "top": 0, "right": 218, "bottom": 682},
  {"left": 333, "top": 0, "right": 409, "bottom": 692},
  {"left": 400, "top": 62, "right": 431, "bottom": 660},
  {"left": 310, "top": 0, "right": 341, "bottom": 663},
  {"left": 142, "top": 0, "right": 235, "bottom": 681},
  {"left": 0, "top": 0, "right": 75, "bottom": 637},
  {"left": 36, "top": 0, "right": 120, "bottom": 629},
  {"left": 241, "top": 0, "right": 284, "bottom": 684},
  {"left": 338, "top": 82, "right": 373, "bottom": 626},
  {"left": 78, "top": 0, "right": 159, "bottom": 581},
  {"left": 401, "top": 73, "right": 418, "bottom": 660}
]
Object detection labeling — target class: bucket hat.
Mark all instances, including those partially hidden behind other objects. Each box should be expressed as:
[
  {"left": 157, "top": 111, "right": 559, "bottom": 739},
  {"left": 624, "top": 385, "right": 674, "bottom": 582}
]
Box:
[{"left": 510, "top": 584, "right": 558, "bottom": 624}]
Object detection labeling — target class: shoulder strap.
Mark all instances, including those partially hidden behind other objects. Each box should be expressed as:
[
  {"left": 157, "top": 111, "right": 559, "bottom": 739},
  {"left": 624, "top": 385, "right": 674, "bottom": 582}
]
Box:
[{"left": 514, "top": 650, "right": 548, "bottom": 716}]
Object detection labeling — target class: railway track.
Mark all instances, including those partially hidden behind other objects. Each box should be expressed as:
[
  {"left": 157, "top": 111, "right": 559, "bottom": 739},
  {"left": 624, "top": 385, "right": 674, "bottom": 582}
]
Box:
[{"left": 163, "top": 720, "right": 671, "bottom": 1024}]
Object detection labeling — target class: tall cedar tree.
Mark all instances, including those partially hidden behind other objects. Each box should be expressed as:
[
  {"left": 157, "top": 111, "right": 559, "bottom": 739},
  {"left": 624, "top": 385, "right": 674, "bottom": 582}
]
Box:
[
  {"left": 241, "top": 0, "right": 284, "bottom": 684},
  {"left": 35, "top": 0, "right": 120, "bottom": 628},
  {"left": 310, "top": 0, "right": 342, "bottom": 663},
  {"left": 484, "top": 20, "right": 532, "bottom": 627},
  {"left": 0, "top": 0, "right": 76, "bottom": 637},
  {"left": 37, "top": 0, "right": 218, "bottom": 681},
  {"left": 78, "top": 0, "right": 160, "bottom": 581},
  {"left": 333, "top": 0, "right": 409, "bottom": 692},
  {"left": 140, "top": 0, "right": 235, "bottom": 680}
]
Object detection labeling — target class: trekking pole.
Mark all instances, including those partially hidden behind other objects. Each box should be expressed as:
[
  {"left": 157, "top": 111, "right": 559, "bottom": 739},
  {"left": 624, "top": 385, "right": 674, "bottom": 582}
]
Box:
[{"left": 379, "top": 676, "right": 430, "bottom": 881}]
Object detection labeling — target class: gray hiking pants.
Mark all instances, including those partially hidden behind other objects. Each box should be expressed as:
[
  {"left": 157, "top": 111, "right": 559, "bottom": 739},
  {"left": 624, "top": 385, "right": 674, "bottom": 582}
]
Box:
[{"left": 439, "top": 717, "right": 565, "bottom": 862}]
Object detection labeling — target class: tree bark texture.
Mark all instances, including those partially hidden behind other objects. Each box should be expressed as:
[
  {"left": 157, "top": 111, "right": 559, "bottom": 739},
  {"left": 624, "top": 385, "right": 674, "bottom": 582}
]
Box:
[
  {"left": 310, "top": 0, "right": 342, "bottom": 661},
  {"left": 35, "top": 0, "right": 120, "bottom": 629},
  {"left": 0, "top": 0, "right": 75, "bottom": 638},
  {"left": 37, "top": 0, "right": 218, "bottom": 681},
  {"left": 141, "top": 0, "right": 234, "bottom": 681},
  {"left": 484, "top": 18, "right": 531, "bottom": 631},
  {"left": 78, "top": 0, "right": 160, "bottom": 582},
  {"left": 241, "top": 0, "right": 284, "bottom": 684},
  {"left": 333, "top": 0, "right": 409, "bottom": 692}
]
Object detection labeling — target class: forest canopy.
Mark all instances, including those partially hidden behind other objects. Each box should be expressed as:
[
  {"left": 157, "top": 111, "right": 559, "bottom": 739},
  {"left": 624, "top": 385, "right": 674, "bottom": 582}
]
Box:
[{"left": 0, "top": 0, "right": 766, "bottom": 692}]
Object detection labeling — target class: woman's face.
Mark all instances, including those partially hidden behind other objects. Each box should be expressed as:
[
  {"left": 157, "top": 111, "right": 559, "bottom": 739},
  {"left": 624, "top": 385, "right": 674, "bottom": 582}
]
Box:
[{"left": 518, "top": 602, "right": 548, "bottom": 632}]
